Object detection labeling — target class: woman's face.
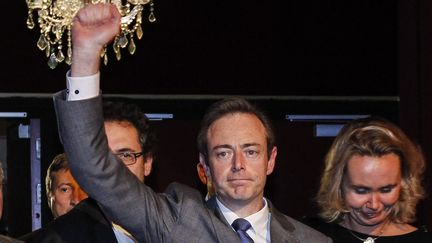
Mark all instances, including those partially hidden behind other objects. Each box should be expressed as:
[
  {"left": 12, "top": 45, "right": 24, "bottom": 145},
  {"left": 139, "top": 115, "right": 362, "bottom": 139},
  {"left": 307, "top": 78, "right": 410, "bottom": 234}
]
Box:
[{"left": 343, "top": 153, "right": 402, "bottom": 226}]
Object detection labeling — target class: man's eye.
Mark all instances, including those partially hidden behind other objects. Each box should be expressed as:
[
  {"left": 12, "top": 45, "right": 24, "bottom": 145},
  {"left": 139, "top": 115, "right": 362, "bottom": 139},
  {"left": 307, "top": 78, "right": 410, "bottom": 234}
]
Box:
[
  {"left": 245, "top": 150, "right": 258, "bottom": 158},
  {"left": 217, "top": 151, "right": 227, "bottom": 158},
  {"left": 216, "top": 151, "right": 232, "bottom": 160},
  {"left": 118, "top": 152, "right": 133, "bottom": 159},
  {"left": 122, "top": 153, "right": 133, "bottom": 158},
  {"left": 59, "top": 186, "right": 71, "bottom": 193}
]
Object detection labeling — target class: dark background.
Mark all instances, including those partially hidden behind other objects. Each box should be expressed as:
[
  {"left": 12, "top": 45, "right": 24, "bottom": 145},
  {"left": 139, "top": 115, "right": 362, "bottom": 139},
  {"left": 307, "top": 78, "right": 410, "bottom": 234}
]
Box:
[
  {"left": 3, "top": 1, "right": 396, "bottom": 96},
  {"left": 0, "top": 0, "right": 431, "bottom": 239}
]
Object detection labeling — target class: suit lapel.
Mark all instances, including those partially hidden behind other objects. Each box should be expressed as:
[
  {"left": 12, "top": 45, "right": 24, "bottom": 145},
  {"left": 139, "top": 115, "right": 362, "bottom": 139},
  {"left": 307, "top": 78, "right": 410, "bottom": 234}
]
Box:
[
  {"left": 268, "top": 200, "right": 301, "bottom": 243},
  {"left": 206, "top": 196, "right": 243, "bottom": 243},
  {"left": 206, "top": 196, "right": 231, "bottom": 226}
]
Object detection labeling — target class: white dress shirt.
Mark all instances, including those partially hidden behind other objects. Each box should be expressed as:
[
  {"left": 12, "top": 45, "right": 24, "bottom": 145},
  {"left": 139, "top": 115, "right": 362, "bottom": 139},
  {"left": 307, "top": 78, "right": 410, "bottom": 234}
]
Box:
[
  {"left": 66, "top": 71, "right": 100, "bottom": 101},
  {"left": 216, "top": 198, "right": 271, "bottom": 243},
  {"left": 112, "top": 223, "right": 137, "bottom": 243}
]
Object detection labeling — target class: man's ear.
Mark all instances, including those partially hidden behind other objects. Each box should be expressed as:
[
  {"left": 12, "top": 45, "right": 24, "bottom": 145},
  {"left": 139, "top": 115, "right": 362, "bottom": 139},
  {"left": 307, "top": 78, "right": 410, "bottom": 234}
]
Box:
[
  {"left": 48, "top": 196, "right": 54, "bottom": 210},
  {"left": 266, "top": 146, "right": 277, "bottom": 175},
  {"left": 199, "top": 153, "right": 211, "bottom": 177},
  {"left": 196, "top": 162, "right": 207, "bottom": 185},
  {"left": 143, "top": 153, "right": 154, "bottom": 176}
]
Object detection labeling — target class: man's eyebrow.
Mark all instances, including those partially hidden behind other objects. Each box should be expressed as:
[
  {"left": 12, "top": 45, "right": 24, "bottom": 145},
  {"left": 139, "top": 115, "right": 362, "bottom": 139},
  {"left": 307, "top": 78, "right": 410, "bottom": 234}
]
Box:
[
  {"left": 57, "top": 183, "right": 73, "bottom": 187},
  {"left": 211, "top": 143, "right": 261, "bottom": 151},
  {"left": 212, "top": 144, "right": 234, "bottom": 151},
  {"left": 240, "top": 143, "right": 261, "bottom": 149},
  {"left": 114, "top": 148, "right": 134, "bottom": 153}
]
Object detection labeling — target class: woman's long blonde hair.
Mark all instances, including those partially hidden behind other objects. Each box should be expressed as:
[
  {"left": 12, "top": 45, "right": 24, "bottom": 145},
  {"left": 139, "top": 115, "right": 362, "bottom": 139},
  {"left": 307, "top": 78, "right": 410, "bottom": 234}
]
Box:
[{"left": 317, "top": 117, "right": 426, "bottom": 223}]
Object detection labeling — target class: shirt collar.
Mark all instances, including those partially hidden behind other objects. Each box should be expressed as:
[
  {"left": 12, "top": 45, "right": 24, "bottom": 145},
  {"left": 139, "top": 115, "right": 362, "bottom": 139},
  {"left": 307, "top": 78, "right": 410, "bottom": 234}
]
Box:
[{"left": 216, "top": 197, "right": 270, "bottom": 238}]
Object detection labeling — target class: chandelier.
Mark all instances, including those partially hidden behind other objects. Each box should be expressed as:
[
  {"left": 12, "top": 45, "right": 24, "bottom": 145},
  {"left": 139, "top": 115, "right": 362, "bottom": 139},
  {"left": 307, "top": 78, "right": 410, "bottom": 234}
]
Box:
[{"left": 26, "top": 0, "right": 156, "bottom": 69}]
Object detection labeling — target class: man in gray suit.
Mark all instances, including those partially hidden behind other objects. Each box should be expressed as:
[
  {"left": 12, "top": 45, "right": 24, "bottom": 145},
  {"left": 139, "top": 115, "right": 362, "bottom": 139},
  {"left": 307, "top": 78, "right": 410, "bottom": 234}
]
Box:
[{"left": 53, "top": 3, "right": 332, "bottom": 242}]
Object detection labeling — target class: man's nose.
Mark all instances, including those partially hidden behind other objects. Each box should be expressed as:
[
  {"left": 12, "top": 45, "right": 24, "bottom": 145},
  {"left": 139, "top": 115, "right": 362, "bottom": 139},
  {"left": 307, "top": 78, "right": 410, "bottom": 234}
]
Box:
[{"left": 232, "top": 152, "right": 246, "bottom": 172}]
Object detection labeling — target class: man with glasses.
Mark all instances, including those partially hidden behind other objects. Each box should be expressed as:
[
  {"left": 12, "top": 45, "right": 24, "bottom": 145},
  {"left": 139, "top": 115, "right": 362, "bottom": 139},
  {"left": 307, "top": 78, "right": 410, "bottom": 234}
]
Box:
[{"left": 20, "top": 101, "right": 156, "bottom": 243}]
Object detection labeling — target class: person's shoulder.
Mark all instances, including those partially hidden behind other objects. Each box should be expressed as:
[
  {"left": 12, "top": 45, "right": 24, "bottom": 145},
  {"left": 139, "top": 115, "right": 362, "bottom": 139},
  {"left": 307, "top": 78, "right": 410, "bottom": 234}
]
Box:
[
  {"left": 301, "top": 215, "right": 337, "bottom": 232},
  {"left": 0, "top": 235, "right": 24, "bottom": 243},
  {"left": 164, "top": 182, "right": 203, "bottom": 201},
  {"left": 52, "top": 199, "right": 112, "bottom": 230},
  {"left": 19, "top": 199, "right": 116, "bottom": 243},
  {"left": 415, "top": 225, "right": 432, "bottom": 241},
  {"left": 28, "top": 198, "right": 109, "bottom": 233},
  {"left": 18, "top": 227, "right": 57, "bottom": 243},
  {"left": 278, "top": 214, "right": 331, "bottom": 239},
  {"left": 418, "top": 225, "right": 431, "bottom": 233},
  {"left": 160, "top": 182, "right": 210, "bottom": 216},
  {"left": 268, "top": 203, "right": 332, "bottom": 242}
]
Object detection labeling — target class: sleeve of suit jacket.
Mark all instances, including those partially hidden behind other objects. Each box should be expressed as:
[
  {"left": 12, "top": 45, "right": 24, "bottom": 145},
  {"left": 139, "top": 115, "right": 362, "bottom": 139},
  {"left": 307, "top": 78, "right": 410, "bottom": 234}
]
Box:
[{"left": 52, "top": 92, "right": 240, "bottom": 243}]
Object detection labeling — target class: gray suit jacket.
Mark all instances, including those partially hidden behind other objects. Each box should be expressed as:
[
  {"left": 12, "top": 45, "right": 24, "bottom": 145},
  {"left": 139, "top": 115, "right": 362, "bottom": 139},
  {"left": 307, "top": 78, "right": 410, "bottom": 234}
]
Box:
[{"left": 53, "top": 92, "right": 332, "bottom": 243}]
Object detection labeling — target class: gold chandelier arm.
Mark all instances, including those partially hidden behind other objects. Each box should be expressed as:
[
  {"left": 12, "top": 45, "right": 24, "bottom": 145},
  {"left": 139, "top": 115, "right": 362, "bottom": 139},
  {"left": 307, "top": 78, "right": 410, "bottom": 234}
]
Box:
[{"left": 26, "top": 0, "right": 156, "bottom": 69}]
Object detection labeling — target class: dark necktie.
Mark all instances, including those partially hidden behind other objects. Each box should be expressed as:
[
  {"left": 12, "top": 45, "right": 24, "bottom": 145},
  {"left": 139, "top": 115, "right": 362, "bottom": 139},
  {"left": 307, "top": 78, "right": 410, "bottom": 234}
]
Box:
[{"left": 232, "top": 218, "right": 254, "bottom": 243}]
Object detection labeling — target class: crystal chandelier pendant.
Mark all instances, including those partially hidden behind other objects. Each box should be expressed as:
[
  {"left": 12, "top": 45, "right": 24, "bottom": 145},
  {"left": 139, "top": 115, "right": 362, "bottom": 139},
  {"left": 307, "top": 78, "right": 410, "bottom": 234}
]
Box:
[
  {"left": 48, "top": 53, "right": 59, "bottom": 69},
  {"left": 26, "top": 11, "right": 35, "bottom": 29},
  {"left": 37, "top": 35, "right": 48, "bottom": 51},
  {"left": 128, "top": 35, "right": 136, "bottom": 54},
  {"left": 25, "top": 0, "right": 156, "bottom": 69}
]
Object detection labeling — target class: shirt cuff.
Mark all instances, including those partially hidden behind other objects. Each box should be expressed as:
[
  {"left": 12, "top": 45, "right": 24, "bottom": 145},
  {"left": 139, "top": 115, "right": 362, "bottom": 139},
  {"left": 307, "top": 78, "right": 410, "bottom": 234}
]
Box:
[{"left": 66, "top": 70, "right": 100, "bottom": 101}]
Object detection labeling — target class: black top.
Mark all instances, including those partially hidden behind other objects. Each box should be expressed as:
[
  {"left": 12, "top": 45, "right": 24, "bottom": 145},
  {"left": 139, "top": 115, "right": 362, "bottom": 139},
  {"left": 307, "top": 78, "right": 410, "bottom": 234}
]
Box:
[
  {"left": 18, "top": 198, "right": 117, "bottom": 243},
  {"left": 303, "top": 216, "right": 432, "bottom": 243}
]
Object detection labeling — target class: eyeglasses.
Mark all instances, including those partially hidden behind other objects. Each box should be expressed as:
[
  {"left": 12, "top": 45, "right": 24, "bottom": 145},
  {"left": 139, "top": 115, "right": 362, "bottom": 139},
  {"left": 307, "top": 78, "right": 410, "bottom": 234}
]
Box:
[{"left": 114, "top": 152, "right": 143, "bottom": 166}]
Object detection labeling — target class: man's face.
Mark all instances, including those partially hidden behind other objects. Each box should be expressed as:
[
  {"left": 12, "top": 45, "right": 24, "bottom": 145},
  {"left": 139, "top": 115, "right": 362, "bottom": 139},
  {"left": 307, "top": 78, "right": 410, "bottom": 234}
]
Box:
[
  {"left": 204, "top": 113, "right": 277, "bottom": 212},
  {"left": 51, "top": 169, "right": 88, "bottom": 218},
  {"left": 105, "top": 121, "right": 153, "bottom": 183}
]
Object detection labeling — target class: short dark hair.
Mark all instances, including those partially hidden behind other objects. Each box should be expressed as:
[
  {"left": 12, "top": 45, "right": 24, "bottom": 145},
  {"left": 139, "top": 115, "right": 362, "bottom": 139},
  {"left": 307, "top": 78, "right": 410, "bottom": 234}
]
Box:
[
  {"left": 103, "top": 101, "right": 157, "bottom": 157},
  {"left": 197, "top": 97, "right": 275, "bottom": 163}
]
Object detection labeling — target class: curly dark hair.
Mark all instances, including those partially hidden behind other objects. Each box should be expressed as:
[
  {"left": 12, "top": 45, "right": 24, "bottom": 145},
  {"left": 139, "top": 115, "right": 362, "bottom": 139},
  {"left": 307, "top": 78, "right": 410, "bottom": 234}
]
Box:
[{"left": 103, "top": 101, "right": 157, "bottom": 157}]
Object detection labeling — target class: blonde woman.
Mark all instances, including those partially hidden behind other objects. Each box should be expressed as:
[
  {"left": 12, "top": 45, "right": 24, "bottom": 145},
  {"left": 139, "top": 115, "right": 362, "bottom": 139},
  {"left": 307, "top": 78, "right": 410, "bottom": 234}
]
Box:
[{"left": 310, "top": 117, "right": 432, "bottom": 242}]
